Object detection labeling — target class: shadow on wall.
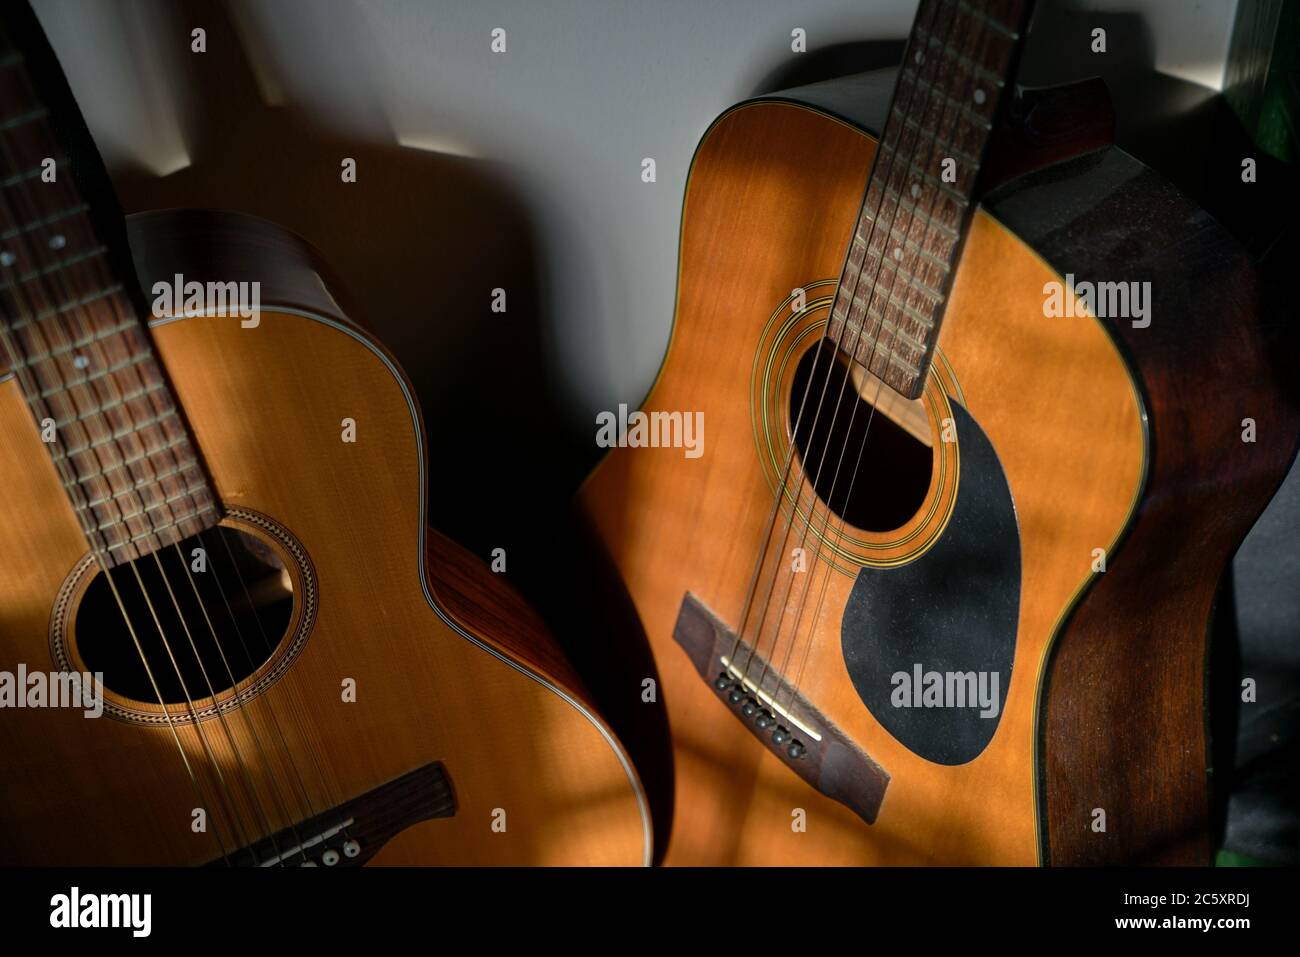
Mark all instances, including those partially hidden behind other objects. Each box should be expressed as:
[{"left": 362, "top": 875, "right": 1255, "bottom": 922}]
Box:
[{"left": 101, "top": 0, "right": 564, "bottom": 557}]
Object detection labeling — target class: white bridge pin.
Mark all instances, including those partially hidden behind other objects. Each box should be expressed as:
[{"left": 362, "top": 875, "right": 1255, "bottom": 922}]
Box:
[
  {"left": 321, "top": 848, "right": 340, "bottom": 866},
  {"left": 342, "top": 839, "right": 361, "bottom": 858}
]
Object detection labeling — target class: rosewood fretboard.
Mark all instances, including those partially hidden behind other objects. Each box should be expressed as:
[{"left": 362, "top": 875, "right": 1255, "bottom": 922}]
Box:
[
  {"left": 0, "top": 28, "right": 219, "bottom": 567},
  {"left": 826, "top": 0, "right": 1031, "bottom": 398}
]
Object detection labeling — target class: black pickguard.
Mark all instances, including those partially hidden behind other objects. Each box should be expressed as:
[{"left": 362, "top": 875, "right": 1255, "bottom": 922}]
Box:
[{"left": 841, "top": 402, "right": 1020, "bottom": 765}]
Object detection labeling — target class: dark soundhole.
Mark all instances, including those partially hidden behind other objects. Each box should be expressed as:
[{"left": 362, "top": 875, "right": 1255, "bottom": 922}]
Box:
[
  {"left": 75, "top": 526, "right": 293, "bottom": 705},
  {"left": 789, "top": 339, "right": 932, "bottom": 531}
]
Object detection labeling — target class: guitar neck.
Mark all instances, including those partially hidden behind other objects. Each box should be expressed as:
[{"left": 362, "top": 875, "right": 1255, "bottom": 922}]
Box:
[
  {"left": 0, "top": 11, "right": 218, "bottom": 567},
  {"left": 827, "top": 0, "right": 1032, "bottom": 399}
]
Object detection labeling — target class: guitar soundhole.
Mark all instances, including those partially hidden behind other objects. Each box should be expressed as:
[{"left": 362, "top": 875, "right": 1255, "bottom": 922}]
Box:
[
  {"left": 73, "top": 525, "right": 294, "bottom": 706},
  {"left": 790, "top": 340, "right": 933, "bottom": 532}
]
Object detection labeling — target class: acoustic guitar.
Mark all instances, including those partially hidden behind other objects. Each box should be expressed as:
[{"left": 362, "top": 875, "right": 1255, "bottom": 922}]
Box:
[
  {"left": 579, "top": 0, "right": 1299, "bottom": 864},
  {"left": 0, "top": 4, "right": 649, "bottom": 865}
]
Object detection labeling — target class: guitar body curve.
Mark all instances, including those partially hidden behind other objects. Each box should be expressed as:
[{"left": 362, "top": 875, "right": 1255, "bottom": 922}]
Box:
[
  {"left": 578, "top": 78, "right": 1297, "bottom": 864},
  {"left": 0, "top": 210, "right": 651, "bottom": 866}
]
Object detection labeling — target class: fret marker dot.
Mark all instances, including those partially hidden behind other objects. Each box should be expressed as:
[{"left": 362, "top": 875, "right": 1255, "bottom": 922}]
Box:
[
  {"left": 974, "top": 89, "right": 987, "bottom": 105},
  {"left": 73, "top": 355, "right": 89, "bottom": 370},
  {"left": 48, "top": 234, "right": 67, "bottom": 250},
  {"left": 0, "top": 251, "right": 14, "bottom": 267},
  {"left": 893, "top": 247, "right": 903, "bottom": 260},
  {"left": 911, "top": 184, "right": 922, "bottom": 199}
]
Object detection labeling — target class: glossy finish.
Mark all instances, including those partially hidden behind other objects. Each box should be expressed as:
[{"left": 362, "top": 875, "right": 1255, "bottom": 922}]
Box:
[
  {"left": 0, "top": 212, "right": 651, "bottom": 865},
  {"left": 579, "top": 99, "right": 1146, "bottom": 864}
]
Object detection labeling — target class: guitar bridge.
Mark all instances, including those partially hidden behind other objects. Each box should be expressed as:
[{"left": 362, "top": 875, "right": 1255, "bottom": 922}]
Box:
[
  {"left": 207, "top": 761, "right": 456, "bottom": 867},
  {"left": 672, "top": 592, "right": 889, "bottom": 824}
]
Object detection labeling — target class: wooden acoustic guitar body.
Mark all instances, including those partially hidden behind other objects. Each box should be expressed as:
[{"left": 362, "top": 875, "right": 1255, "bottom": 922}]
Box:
[
  {"left": 579, "top": 77, "right": 1298, "bottom": 865},
  {"left": 0, "top": 211, "right": 650, "bottom": 866}
]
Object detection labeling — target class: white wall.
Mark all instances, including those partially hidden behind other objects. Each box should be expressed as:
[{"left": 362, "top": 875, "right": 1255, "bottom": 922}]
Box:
[{"left": 33, "top": 0, "right": 1239, "bottom": 451}]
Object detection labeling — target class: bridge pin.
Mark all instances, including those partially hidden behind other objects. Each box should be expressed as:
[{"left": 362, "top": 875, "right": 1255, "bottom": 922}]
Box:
[
  {"left": 322, "top": 848, "right": 341, "bottom": 866},
  {"left": 772, "top": 726, "right": 790, "bottom": 745},
  {"left": 343, "top": 839, "right": 361, "bottom": 859},
  {"left": 714, "top": 672, "right": 732, "bottom": 690},
  {"left": 787, "top": 740, "right": 806, "bottom": 759},
  {"left": 755, "top": 711, "right": 773, "bottom": 729},
  {"left": 741, "top": 697, "right": 758, "bottom": 717},
  {"left": 727, "top": 688, "right": 745, "bottom": 703}
]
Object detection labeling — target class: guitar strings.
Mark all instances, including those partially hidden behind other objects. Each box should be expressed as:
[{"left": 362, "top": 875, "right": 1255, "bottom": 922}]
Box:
[
  {"left": 0, "top": 125, "right": 277, "bottom": 863},
  {"left": 194, "top": 526, "right": 344, "bottom": 850},
  {"left": 0, "top": 194, "right": 267, "bottom": 866},
  {"left": 23, "top": 58, "right": 359, "bottom": 862},
  {"left": 151, "top": 546, "right": 297, "bottom": 860},
  {"left": 0, "top": 246, "right": 235, "bottom": 864},
  {"left": 83, "top": 278, "right": 316, "bottom": 864},
  {"left": 733, "top": 0, "right": 951, "bottom": 702},
  {"left": 756, "top": 0, "right": 963, "bottom": 706},
  {"left": 783, "top": 0, "right": 1004, "bottom": 713},
  {"left": 68, "top": 256, "right": 321, "bottom": 862},
  {"left": 0, "top": 70, "right": 318, "bottom": 862},
  {"left": 722, "top": 0, "right": 946, "bottom": 681},
  {"left": 724, "top": 270, "right": 858, "bottom": 671},
  {"left": 168, "top": 541, "right": 317, "bottom": 861},
  {"left": 202, "top": 526, "right": 355, "bottom": 848}
]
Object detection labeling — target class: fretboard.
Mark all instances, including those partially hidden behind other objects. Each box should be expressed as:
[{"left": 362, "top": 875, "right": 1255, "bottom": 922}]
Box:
[
  {"left": 826, "top": 0, "right": 1031, "bottom": 398},
  {"left": 0, "top": 25, "right": 219, "bottom": 567}
]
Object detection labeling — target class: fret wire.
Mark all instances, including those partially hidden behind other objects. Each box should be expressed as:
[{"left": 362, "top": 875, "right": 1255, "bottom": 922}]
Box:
[
  {"left": 880, "top": 183, "right": 960, "bottom": 239},
  {"left": 828, "top": 0, "right": 1028, "bottom": 397},
  {"left": 890, "top": 58, "right": 991, "bottom": 162},
  {"left": 0, "top": 106, "right": 47, "bottom": 131},
  {"left": 850, "top": 236, "right": 947, "bottom": 302},
  {"left": 0, "top": 243, "right": 108, "bottom": 290},
  {"left": 89, "top": 258, "right": 209, "bottom": 533},
  {"left": 7, "top": 283, "right": 125, "bottom": 330},
  {"left": 898, "top": 114, "right": 981, "bottom": 167},
  {"left": 844, "top": 282, "right": 937, "bottom": 336},
  {"left": 0, "top": 79, "right": 120, "bottom": 557},
  {"left": 0, "top": 76, "right": 217, "bottom": 558},
  {"left": 866, "top": 348, "right": 922, "bottom": 377},
  {"left": 35, "top": 348, "right": 152, "bottom": 397},
  {"left": 855, "top": 216, "right": 952, "bottom": 270},
  {"left": 825, "top": 0, "right": 945, "bottom": 340},
  {"left": 54, "top": 379, "right": 170, "bottom": 427},
  {"left": 844, "top": 308, "right": 929, "bottom": 352},
  {"left": 850, "top": 291, "right": 937, "bottom": 342},
  {"left": 22, "top": 314, "right": 137, "bottom": 361},
  {"left": 103, "top": 503, "right": 221, "bottom": 552},
  {"left": 914, "top": 26, "right": 1007, "bottom": 86},
  {"left": 81, "top": 458, "right": 202, "bottom": 508},
  {"left": 93, "top": 479, "right": 216, "bottom": 530},
  {"left": 0, "top": 155, "right": 65, "bottom": 189},
  {"left": 49, "top": 406, "right": 180, "bottom": 460},
  {"left": 0, "top": 201, "right": 90, "bottom": 240},
  {"left": 58, "top": 430, "right": 192, "bottom": 475},
  {"left": 873, "top": 141, "right": 972, "bottom": 205},
  {"left": 955, "top": 0, "right": 1020, "bottom": 38},
  {"left": 895, "top": 67, "right": 995, "bottom": 130}
]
